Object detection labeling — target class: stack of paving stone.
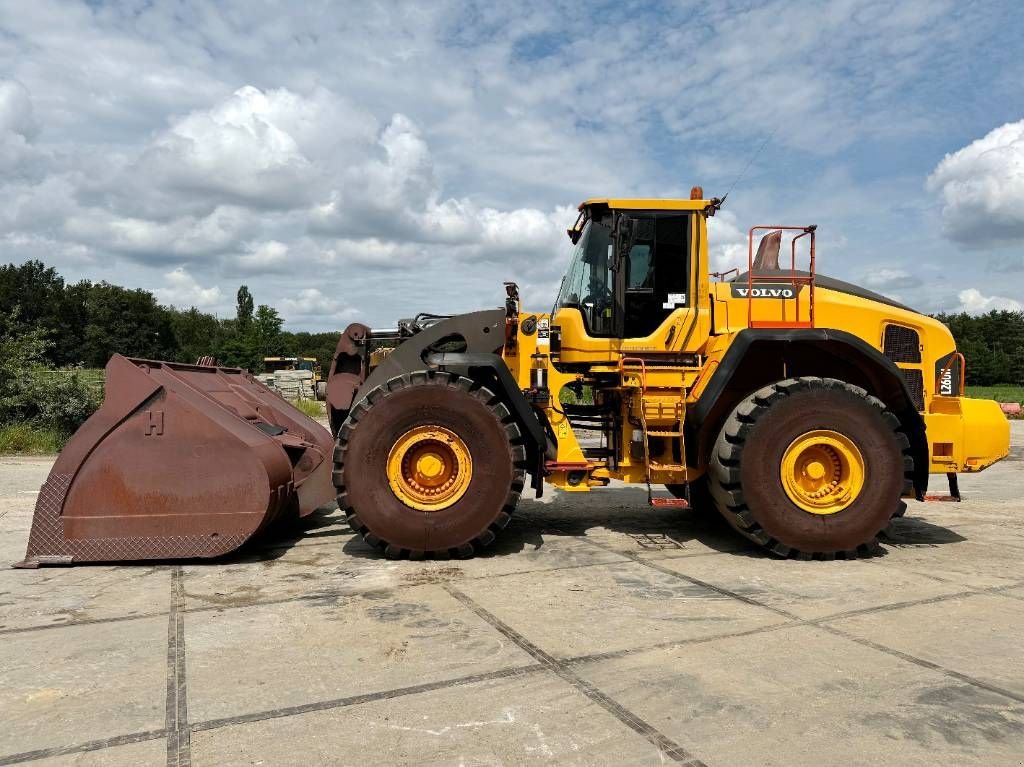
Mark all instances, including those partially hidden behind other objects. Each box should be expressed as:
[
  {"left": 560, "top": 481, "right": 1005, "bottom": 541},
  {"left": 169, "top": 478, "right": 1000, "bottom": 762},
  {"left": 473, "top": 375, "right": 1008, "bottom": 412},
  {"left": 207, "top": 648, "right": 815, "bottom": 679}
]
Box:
[{"left": 255, "top": 369, "right": 315, "bottom": 400}]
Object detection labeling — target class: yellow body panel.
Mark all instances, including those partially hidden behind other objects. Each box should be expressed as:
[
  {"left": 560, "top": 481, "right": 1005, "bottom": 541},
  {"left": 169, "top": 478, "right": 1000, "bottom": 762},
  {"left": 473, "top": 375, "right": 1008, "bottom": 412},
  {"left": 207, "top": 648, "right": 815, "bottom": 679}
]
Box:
[
  {"left": 580, "top": 198, "right": 709, "bottom": 212},
  {"left": 502, "top": 198, "right": 1010, "bottom": 494},
  {"left": 923, "top": 397, "right": 1010, "bottom": 473}
]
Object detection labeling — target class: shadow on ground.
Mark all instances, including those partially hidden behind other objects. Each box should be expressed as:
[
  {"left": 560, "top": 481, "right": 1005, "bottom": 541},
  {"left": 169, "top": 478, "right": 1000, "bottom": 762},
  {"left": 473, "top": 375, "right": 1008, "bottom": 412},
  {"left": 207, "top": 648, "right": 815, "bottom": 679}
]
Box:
[{"left": 229, "top": 487, "right": 967, "bottom": 564}]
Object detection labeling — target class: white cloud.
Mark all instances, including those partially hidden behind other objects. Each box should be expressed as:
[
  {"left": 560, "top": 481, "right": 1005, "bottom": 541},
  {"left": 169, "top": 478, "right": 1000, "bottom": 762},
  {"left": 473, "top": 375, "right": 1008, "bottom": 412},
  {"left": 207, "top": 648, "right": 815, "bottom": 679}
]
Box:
[
  {"left": 278, "top": 288, "right": 359, "bottom": 323},
  {"left": 0, "top": 79, "right": 43, "bottom": 174},
  {"left": 927, "top": 120, "right": 1024, "bottom": 247},
  {"left": 957, "top": 288, "right": 1023, "bottom": 314},
  {"left": 237, "top": 240, "right": 291, "bottom": 272},
  {"left": 65, "top": 206, "right": 250, "bottom": 260},
  {"left": 861, "top": 268, "right": 911, "bottom": 289},
  {"left": 0, "top": 79, "right": 39, "bottom": 139},
  {"left": 133, "top": 86, "right": 375, "bottom": 211},
  {"left": 310, "top": 113, "right": 569, "bottom": 267},
  {"left": 707, "top": 211, "right": 749, "bottom": 273},
  {"left": 154, "top": 267, "right": 223, "bottom": 309}
]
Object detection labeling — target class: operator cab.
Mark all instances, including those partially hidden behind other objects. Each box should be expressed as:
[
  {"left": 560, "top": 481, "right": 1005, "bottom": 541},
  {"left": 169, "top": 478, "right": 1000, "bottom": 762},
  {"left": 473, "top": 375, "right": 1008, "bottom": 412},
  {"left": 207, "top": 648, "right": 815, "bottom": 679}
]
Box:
[{"left": 554, "top": 198, "right": 700, "bottom": 346}]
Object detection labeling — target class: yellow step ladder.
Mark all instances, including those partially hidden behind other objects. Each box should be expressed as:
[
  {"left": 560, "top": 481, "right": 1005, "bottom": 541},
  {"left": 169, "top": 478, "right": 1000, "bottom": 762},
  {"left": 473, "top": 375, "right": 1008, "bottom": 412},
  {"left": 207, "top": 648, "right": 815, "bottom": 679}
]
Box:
[{"left": 618, "top": 357, "right": 690, "bottom": 509}]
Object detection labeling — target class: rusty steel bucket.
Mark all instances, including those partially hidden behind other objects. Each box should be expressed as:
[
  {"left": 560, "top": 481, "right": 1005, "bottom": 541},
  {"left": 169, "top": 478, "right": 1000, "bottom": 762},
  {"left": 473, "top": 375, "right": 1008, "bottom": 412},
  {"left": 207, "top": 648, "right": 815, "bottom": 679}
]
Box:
[{"left": 16, "top": 355, "right": 337, "bottom": 567}]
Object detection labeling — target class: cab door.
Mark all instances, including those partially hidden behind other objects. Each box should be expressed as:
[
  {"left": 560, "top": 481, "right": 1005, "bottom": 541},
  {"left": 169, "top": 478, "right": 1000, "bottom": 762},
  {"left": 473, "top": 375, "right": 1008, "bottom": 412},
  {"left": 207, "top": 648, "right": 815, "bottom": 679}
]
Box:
[{"left": 614, "top": 211, "right": 694, "bottom": 343}]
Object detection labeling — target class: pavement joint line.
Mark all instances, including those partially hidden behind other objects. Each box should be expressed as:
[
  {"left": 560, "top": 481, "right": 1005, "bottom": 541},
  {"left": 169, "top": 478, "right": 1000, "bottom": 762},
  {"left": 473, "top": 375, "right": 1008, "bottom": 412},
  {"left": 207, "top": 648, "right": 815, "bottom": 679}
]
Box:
[
  {"left": 0, "top": 668, "right": 550, "bottom": 764},
  {"left": 166, "top": 566, "right": 191, "bottom": 767},
  {"left": 571, "top": 532, "right": 1024, "bottom": 706},
  {"left": 563, "top": 621, "right": 798, "bottom": 666},
  {"left": 443, "top": 584, "right": 708, "bottom": 767},
  {"left": 809, "top": 590, "right": 980, "bottom": 622},
  {"left": 0, "top": 729, "right": 168, "bottom": 766},
  {"left": 189, "top": 664, "right": 546, "bottom": 734},
  {"left": 0, "top": 609, "right": 169, "bottom": 636},
  {"left": 811, "top": 622, "right": 1024, "bottom": 704}
]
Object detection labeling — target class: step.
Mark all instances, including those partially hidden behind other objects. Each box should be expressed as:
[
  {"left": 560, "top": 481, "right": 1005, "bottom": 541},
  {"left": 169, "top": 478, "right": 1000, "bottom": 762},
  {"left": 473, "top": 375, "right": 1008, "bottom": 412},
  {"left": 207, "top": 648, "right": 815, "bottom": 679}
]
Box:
[{"left": 649, "top": 497, "right": 689, "bottom": 509}]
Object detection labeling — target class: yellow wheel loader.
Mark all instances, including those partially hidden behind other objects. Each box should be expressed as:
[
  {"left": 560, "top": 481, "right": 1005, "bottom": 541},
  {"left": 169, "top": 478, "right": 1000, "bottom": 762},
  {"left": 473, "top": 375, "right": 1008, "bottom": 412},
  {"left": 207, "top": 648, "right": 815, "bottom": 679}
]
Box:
[{"left": 17, "top": 190, "right": 1010, "bottom": 566}]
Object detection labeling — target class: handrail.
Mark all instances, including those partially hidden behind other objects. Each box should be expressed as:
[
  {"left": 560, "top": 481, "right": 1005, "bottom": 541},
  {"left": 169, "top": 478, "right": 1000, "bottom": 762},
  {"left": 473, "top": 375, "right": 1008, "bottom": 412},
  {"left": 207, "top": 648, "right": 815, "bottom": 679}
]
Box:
[
  {"left": 746, "top": 225, "right": 817, "bottom": 329},
  {"left": 711, "top": 267, "right": 739, "bottom": 282},
  {"left": 618, "top": 356, "right": 647, "bottom": 389}
]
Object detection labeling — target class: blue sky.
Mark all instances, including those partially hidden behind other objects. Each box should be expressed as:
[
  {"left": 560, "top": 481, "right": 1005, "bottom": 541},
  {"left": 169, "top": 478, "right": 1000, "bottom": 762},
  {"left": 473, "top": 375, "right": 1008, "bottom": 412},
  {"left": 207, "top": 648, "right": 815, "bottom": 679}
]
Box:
[{"left": 1, "top": 0, "right": 1023, "bottom": 328}]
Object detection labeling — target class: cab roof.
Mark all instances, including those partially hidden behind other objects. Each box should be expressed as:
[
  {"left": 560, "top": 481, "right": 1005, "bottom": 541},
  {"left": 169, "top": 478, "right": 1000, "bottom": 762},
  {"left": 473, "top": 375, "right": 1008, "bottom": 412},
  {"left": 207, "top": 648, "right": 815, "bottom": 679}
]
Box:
[{"left": 579, "top": 198, "right": 708, "bottom": 211}]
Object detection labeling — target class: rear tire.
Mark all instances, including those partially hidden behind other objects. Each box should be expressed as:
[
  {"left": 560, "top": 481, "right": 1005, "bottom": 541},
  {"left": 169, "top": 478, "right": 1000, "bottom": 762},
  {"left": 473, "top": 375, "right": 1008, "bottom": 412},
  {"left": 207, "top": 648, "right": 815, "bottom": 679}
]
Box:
[
  {"left": 708, "top": 377, "right": 913, "bottom": 559},
  {"left": 333, "top": 371, "right": 526, "bottom": 559}
]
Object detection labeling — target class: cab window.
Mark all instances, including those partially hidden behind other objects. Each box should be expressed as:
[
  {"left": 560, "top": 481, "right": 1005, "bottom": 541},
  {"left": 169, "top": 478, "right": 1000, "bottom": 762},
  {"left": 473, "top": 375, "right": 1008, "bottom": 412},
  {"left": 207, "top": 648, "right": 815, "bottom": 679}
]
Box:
[
  {"left": 555, "top": 214, "right": 615, "bottom": 336},
  {"left": 621, "top": 213, "right": 690, "bottom": 338}
]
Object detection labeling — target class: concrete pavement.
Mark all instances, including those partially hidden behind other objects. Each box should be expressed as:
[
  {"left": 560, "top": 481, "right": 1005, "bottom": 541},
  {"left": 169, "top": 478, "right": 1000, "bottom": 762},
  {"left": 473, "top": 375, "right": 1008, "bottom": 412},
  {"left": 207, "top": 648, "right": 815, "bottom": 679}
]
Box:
[{"left": 1, "top": 424, "right": 1021, "bottom": 766}]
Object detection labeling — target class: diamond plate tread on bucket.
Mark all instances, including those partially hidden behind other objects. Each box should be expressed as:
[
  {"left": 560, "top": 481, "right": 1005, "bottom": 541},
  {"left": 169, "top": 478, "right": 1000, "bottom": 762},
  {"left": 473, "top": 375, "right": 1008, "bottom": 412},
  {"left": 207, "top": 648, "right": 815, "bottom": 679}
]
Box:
[{"left": 15, "top": 354, "right": 337, "bottom": 568}]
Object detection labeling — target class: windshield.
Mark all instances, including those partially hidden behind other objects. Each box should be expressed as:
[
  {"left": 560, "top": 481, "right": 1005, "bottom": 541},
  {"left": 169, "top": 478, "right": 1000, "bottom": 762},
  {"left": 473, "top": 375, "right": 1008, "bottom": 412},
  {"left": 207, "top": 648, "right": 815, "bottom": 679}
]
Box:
[{"left": 555, "top": 217, "right": 614, "bottom": 336}]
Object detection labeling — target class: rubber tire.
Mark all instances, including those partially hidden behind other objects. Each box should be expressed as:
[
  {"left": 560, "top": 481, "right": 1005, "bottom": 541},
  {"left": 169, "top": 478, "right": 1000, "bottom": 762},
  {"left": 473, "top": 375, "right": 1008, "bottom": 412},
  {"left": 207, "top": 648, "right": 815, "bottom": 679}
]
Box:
[
  {"left": 708, "top": 377, "right": 914, "bottom": 559},
  {"left": 333, "top": 371, "right": 526, "bottom": 559}
]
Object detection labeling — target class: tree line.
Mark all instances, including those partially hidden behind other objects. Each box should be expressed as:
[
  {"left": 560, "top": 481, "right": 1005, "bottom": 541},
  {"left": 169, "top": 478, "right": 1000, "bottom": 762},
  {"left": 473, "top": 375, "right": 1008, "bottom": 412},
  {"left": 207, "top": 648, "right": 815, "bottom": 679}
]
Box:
[
  {"left": 0, "top": 260, "right": 343, "bottom": 373},
  {"left": 931, "top": 310, "right": 1024, "bottom": 387}
]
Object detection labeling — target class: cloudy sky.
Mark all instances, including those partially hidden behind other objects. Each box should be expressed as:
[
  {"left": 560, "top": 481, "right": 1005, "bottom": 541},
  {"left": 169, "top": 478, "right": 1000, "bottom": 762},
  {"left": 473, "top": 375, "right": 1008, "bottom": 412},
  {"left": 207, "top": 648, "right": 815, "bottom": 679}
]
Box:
[{"left": 1, "top": 0, "right": 1023, "bottom": 330}]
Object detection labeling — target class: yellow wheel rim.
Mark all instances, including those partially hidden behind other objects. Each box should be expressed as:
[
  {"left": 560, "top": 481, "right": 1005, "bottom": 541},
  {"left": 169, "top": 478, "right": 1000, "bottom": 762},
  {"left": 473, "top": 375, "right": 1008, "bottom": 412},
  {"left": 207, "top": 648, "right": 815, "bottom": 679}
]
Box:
[
  {"left": 780, "top": 429, "right": 865, "bottom": 515},
  {"left": 386, "top": 425, "right": 472, "bottom": 511}
]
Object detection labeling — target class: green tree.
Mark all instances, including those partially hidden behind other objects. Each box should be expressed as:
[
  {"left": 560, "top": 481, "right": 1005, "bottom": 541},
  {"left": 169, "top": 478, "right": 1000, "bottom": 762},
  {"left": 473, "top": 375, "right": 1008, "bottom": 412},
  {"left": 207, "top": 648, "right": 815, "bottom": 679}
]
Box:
[
  {"left": 933, "top": 309, "right": 1024, "bottom": 386},
  {"left": 169, "top": 307, "right": 226, "bottom": 364},
  {"left": 0, "top": 308, "right": 50, "bottom": 423},
  {"left": 236, "top": 285, "right": 254, "bottom": 334},
  {"left": 0, "top": 308, "right": 98, "bottom": 432},
  {"left": 81, "top": 282, "right": 180, "bottom": 366},
  {"left": 0, "top": 261, "right": 88, "bottom": 365},
  {"left": 217, "top": 335, "right": 261, "bottom": 372},
  {"left": 253, "top": 304, "right": 284, "bottom": 356}
]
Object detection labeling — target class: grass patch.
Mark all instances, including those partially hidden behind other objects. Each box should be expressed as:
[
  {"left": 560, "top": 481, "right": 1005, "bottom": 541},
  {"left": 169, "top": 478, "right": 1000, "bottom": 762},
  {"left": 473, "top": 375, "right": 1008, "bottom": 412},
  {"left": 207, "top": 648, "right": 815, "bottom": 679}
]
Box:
[
  {"left": 966, "top": 384, "right": 1024, "bottom": 404},
  {"left": 559, "top": 385, "right": 594, "bottom": 405},
  {"left": 291, "top": 398, "right": 326, "bottom": 418},
  {"left": 0, "top": 422, "right": 66, "bottom": 454}
]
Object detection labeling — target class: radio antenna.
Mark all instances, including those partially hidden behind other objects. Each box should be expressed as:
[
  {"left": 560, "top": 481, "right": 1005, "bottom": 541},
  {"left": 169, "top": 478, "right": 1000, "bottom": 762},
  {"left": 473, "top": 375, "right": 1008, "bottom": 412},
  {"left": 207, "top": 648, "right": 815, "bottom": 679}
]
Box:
[{"left": 720, "top": 126, "right": 778, "bottom": 204}]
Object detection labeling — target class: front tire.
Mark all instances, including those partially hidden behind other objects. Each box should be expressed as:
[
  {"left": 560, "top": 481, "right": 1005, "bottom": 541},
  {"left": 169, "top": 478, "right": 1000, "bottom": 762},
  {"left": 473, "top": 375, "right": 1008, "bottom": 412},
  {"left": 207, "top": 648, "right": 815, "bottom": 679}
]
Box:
[
  {"left": 708, "top": 377, "right": 913, "bottom": 558},
  {"left": 334, "top": 371, "right": 526, "bottom": 559}
]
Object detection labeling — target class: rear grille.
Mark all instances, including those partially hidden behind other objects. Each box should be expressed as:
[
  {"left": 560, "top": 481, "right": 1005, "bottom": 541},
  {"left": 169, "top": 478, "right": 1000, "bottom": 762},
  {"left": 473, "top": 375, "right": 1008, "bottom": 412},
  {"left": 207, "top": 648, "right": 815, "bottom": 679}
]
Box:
[
  {"left": 884, "top": 324, "right": 921, "bottom": 363},
  {"left": 902, "top": 369, "right": 925, "bottom": 411}
]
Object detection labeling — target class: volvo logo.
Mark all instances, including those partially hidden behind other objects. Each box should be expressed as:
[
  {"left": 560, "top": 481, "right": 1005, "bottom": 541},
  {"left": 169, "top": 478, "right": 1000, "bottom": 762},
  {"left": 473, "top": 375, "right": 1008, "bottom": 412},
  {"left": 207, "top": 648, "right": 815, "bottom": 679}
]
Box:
[{"left": 730, "top": 284, "right": 799, "bottom": 299}]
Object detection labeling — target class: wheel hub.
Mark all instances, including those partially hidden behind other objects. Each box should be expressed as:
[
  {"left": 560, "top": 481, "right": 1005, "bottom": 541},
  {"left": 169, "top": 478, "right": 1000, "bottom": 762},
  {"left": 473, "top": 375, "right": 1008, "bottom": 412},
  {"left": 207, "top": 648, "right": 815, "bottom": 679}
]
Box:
[
  {"left": 387, "top": 425, "right": 472, "bottom": 511},
  {"left": 780, "top": 429, "right": 865, "bottom": 515}
]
